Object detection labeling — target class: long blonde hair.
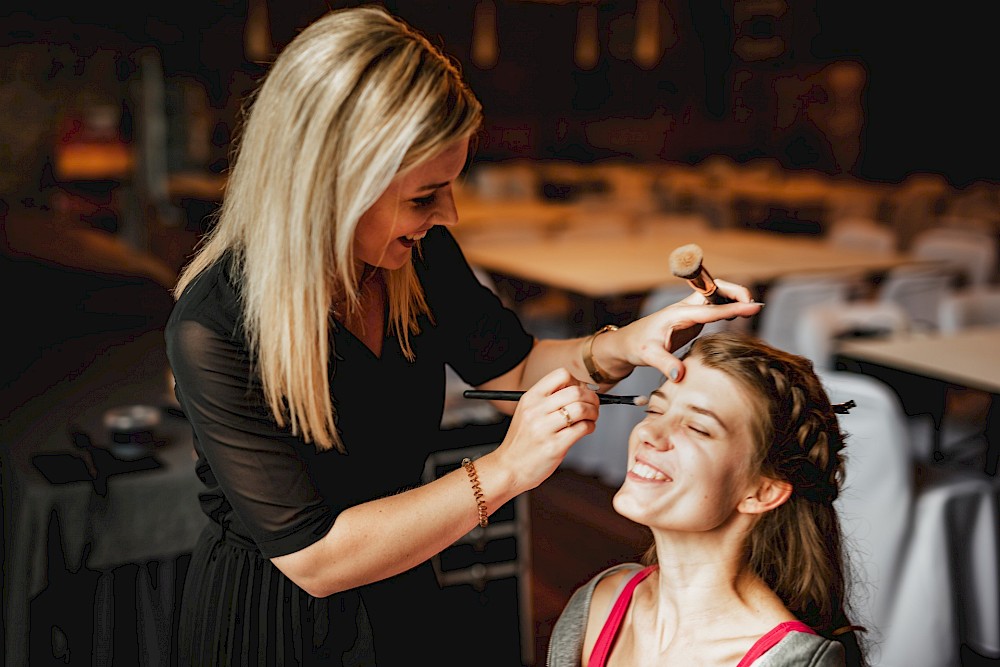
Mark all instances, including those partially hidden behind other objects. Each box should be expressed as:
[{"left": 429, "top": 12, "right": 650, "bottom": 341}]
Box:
[
  {"left": 174, "top": 6, "right": 482, "bottom": 452},
  {"left": 643, "top": 333, "right": 867, "bottom": 663}
]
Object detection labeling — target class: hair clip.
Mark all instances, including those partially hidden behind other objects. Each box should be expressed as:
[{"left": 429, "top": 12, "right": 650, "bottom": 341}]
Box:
[{"left": 832, "top": 400, "right": 856, "bottom": 414}]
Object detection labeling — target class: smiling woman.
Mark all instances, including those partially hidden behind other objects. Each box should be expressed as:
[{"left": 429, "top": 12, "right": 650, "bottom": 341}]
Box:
[{"left": 549, "top": 332, "right": 868, "bottom": 667}]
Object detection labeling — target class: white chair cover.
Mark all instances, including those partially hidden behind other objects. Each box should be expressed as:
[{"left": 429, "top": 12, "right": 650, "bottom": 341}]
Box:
[
  {"left": 938, "top": 286, "right": 1000, "bottom": 332},
  {"left": 827, "top": 217, "right": 898, "bottom": 253},
  {"left": 821, "top": 370, "right": 1000, "bottom": 666},
  {"left": 757, "top": 274, "right": 854, "bottom": 355},
  {"left": 795, "top": 301, "right": 910, "bottom": 371},
  {"left": 911, "top": 227, "right": 998, "bottom": 288},
  {"left": 878, "top": 266, "right": 955, "bottom": 332}
]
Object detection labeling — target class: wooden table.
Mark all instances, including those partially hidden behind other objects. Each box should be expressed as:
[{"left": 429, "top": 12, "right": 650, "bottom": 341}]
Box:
[
  {"left": 837, "top": 326, "right": 1000, "bottom": 474},
  {"left": 456, "top": 226, "right": 929, "bottom": 300}
]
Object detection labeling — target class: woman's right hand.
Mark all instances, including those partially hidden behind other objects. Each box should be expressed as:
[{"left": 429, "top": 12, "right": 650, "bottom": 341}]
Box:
[{"left": 489, "top": 367, "right": 599, "bottom": 492}]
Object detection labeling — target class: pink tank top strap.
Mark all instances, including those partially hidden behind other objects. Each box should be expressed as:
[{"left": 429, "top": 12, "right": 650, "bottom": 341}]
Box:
[
  {"left": 587, "top": 565, "right": 658, "bottom": 667},
  {"left": 734, "top": 621, "right": 817, "bottom": 667}
]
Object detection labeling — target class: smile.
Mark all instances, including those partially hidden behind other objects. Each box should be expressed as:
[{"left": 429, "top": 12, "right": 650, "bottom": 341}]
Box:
[{"left": 628, "top": 461, "right": 671, "bottom": 482}]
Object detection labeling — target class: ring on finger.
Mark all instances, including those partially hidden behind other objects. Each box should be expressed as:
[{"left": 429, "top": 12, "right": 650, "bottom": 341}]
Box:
[{"left": 559, "top": 406, "right": 572, "bottom": 427}]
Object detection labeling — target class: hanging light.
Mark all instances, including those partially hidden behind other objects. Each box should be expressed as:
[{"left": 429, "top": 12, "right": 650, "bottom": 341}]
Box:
[
  {"left": 633, "top": 0, "right": 661, "bottom": 69},
  {"left": 472, "top": 0, "right": 499, "bottom": 69},
  {"left": 244, "top": 0, "right": 272, "bottom": 62},
  {"left": 575, "top": 3, "right": 599, "bottom": 70}
]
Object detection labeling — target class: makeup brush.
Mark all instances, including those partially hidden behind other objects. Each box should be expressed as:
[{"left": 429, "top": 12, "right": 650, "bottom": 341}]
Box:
[
  {"left": 668, "top": 243, "right": 734, "bottom": 305},
  {"left": 463, "top": 390, "right": 648, "bottom": 406}
]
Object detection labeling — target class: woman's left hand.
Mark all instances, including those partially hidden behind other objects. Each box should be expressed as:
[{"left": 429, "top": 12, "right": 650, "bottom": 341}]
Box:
[{"left": 616, "top": 279, "right": 763, "bottom": 382}]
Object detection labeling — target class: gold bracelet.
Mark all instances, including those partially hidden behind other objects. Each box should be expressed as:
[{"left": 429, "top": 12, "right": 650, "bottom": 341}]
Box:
[
  {"left": 461, "top": 457, "right": 489, "bottom": 528},
  {"left": 582, "top": 324, "right": 630, "bottom": 385}
]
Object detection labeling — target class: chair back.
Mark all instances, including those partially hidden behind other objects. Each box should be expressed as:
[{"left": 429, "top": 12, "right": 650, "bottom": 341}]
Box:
[
  {"left": 819, "top": 370, "right": 915, "bottom": 635},
  {"left": 796, "top": 302, "right": 910, "bottom": 370},
  {"left": 938, "top": 286, "right": 1000, "bottom": 333},
  {"left": 757, "top": 274, "right": 853, "bottom": 355},
  {"left": 827, "top": 217, "right": 897, "bottom": 253},
  {"left": 911, "top": 227, "right": 998, "bottom": 287},
  {"left": 878, "top": 266, "right": 955, "bottom": 332}
]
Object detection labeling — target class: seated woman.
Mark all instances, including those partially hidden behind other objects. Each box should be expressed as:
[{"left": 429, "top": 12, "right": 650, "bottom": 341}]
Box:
[{"left": 548, "top": 332, "right": 866, "bottom": 666}]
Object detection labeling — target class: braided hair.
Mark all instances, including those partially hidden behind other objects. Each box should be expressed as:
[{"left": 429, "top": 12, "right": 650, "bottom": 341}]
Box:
[{"left": 685, "top": 332, "right": 867, "bottom": 662}]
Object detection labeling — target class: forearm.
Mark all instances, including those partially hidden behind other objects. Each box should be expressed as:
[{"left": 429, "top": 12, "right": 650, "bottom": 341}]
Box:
[{"left": 271, "top": 449, "right": 518, "bottom": 597}]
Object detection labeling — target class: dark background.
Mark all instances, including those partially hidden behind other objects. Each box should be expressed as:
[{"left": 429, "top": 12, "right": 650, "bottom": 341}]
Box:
[{"left": 3, "top": 0, "right": 998, "bottom": 187}]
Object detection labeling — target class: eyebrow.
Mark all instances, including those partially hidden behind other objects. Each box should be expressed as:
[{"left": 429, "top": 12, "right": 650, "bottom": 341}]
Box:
[
  {"left": 649, "top": 390, "right": 729, "bottom": 433},
  {"left": 414, "top": 181, "right": 450, "bottom": 193}
]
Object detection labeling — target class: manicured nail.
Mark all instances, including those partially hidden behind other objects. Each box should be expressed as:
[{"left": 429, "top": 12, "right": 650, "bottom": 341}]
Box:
[
  {"left": 669, "top": 367, "right": 679, "bottom": 381},
  {"left": 586, "top": 383, "right": 600, "bottom": 391}
]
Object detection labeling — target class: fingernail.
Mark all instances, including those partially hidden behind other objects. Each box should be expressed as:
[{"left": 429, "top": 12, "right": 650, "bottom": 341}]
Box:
[
  {"left": 669, "top": 367, "right": 679, "bottom": 381},
  {"left": 586, "top": 383, "right": 600, "bottom": 391}
]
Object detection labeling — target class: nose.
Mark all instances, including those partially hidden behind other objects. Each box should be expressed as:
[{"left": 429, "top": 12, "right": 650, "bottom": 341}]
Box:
[
  {"left": 634, "top": 419, "right": 675, "bottom": 452},
  {"left": 436, "top": 188, "right": 459, "bottom": 228}
]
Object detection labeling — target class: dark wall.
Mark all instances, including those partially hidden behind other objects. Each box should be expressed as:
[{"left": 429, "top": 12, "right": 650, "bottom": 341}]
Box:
[{"left": 3, "top": 0, "right": 998, "bottom": 187}]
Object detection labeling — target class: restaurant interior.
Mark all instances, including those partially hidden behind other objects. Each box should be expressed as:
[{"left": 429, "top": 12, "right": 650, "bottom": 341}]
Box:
[{"left": 2, "top": 1, "right": 999, "bottom": 665}]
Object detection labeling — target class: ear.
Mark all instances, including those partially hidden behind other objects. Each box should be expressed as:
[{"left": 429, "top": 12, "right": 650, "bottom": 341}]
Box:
[{"left": 737, "top": 476, "right": 793, "bottom": 515}]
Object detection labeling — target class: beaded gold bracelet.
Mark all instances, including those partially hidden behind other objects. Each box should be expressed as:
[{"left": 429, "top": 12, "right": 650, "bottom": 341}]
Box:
[{"left": 461, "top": 457, "right": 489, "bottom": 528}]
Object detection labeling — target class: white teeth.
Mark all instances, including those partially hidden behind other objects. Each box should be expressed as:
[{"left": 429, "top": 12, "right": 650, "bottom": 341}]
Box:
[
  {"left": 630, "top": 461, "right": 669, "bottom": 481},
  {"left": 404, "top": 231, "right": 427, "bottom": 241}
]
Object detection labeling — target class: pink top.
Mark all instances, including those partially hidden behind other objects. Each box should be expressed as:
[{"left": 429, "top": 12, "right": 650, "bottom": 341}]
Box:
[{"left": 587, "top": 565, "right": 817, "bottom": 667}]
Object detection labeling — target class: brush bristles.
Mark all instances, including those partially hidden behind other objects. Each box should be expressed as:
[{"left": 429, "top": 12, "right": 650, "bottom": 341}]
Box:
[
  {"left": 668, "top": 243, "right": 704, "bottom": 279},
  {"left": 633, "top": 395, "right": 649, "bottom": 406}
]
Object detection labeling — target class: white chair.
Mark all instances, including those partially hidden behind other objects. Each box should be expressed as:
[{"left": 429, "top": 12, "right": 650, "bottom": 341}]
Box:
[
  {"left": 822, "top": 371, "right": 1000, "bottom": 667},
  {"left": 757, "top": 274, "right": 855, "bottom": 356},
  {"left": 910, "top": 227, "right": 998, "bottom": 288},
  {"left": 939, "top": 285, "right": 1000, "bottom": 332},
  {"left": 795, "top": 301, "right": 911, "bottom": 371},
  {"left": 827, "top": 217, "right": 897, "bottom": 253},
  {"left": 877, "top": 265, "right": 956, "bottom": 332}
]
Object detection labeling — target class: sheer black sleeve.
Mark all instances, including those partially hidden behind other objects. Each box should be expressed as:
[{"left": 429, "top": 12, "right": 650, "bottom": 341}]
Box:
[{"left": 166, "top": 305, "right": 335, "bottom": 559}]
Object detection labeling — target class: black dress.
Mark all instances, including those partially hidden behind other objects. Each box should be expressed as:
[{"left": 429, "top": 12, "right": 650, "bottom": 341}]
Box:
[{"left": 165, "top": 227, "right": 533, "bottom": 666}]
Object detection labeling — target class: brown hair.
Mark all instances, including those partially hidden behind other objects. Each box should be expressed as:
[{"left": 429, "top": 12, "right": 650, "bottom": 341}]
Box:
[{"left": 647, "top": 332, "right": 867, "bottom": 663}]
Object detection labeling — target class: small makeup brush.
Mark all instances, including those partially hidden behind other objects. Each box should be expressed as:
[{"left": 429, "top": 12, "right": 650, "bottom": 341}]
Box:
[
  {"left": 668, "top": 243, "right": 734, "bottom": 305},
  {"left": 463, "top": 390, "right": 649, "bottom": 406}
]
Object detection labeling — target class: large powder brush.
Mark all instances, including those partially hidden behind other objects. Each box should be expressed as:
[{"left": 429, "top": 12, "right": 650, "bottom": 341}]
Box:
[{"left": 668, "top": 243, "right": 733, "bottom": 305}]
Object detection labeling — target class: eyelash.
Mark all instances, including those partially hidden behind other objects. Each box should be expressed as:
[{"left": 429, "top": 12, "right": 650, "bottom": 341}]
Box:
[
  {"left": 411, "top": 193, "right": 437, "bottom": 208},
  {"left": 643, "top": 410, "right": 710, "bottom": 437}
]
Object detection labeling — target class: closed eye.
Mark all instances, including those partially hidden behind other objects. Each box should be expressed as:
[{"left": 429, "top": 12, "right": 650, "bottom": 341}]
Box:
[{"left": 411, "top": 193, "right": 437, "bottom": 208}]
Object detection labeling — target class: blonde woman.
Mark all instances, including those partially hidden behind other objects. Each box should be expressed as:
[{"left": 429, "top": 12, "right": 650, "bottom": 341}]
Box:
[
  {"left": 548, "top": 332, "right": 866, "bottom": 667},
  {"left": 165, "top": 7, "right": 762, "bottom": 664}
]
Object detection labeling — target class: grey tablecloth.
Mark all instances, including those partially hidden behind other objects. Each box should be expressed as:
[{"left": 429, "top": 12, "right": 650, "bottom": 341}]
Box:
[{"left": 2, "top": 330, "right": 207, "bottom": 666}]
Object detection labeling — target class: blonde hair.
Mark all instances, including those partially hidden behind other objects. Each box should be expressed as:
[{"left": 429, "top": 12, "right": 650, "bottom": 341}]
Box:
[
  {"left": 174, "top": 6, "right": 482, "bottom": 452},
  {"left": 643, "top": 332, "right": 867, "bottom": 663}
]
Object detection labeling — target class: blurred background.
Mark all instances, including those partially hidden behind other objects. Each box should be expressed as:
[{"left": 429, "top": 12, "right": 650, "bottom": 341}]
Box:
[{"left": 3, "top": 1, "right": 1000, "bottom": 666}]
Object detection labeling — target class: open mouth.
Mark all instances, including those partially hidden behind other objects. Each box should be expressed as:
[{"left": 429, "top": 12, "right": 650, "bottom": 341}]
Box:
[
  {"left": 399, "top": 230, "right": 428, "bottom": 247},
  {"left": 628, "top": 460, "right": 672, "bottom": 482}
]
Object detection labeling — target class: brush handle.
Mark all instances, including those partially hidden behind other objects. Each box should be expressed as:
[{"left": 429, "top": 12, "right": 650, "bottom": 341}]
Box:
[{"left": 462, "top": 390, "right": 644, "bottom": 405}]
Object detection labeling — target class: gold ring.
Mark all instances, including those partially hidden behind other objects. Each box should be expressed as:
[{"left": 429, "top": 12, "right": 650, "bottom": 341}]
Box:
[{"left": 559, "top": 406, "right": 572, "bottom": 427}]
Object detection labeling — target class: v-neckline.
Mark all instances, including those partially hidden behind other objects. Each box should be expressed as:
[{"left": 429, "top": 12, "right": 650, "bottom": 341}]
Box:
[{"left": 333, "top": 271, "right": 389, "bottom": 360}]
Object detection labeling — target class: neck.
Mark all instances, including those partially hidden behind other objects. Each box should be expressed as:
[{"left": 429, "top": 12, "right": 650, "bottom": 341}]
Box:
[{"left": 646, "top": 526, "right": 758, "bottom": 620}]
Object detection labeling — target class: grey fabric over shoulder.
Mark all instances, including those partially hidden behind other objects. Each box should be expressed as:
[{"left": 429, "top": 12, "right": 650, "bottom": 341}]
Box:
[
  {"left": 547, "top": 563, "right": 643, "bottom": 667},
  {"left": 546, "top": 562, "right": 846, "bottom": 667}
]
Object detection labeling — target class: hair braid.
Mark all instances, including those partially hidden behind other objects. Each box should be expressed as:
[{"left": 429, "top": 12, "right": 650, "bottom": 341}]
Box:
[{"left": 688, "top": 333, "right": 866, "bottom": 663}]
